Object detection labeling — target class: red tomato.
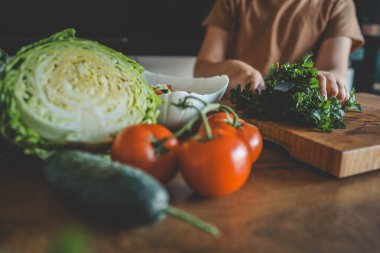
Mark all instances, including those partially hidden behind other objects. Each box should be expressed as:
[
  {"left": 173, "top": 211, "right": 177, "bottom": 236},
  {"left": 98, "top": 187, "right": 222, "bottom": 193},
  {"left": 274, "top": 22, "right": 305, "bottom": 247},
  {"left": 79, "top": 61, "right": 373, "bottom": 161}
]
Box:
[
  {"left": 207, "top": 111, "right": 235, "bottom": 122},
  {"left": 199, "top": 112, "right": 263, "bottom": 164},
  {"left": 178, "top": 130, "right": 251, "bottom": 197},
  {"left": 111, "top": 124, "right": 179, "bottom": 184},
  {"left": 200, "top": 112, "right": 241, "bottom": 134},
  {"left": 237, "top": 122, "right": 263, "bottom": 163}
]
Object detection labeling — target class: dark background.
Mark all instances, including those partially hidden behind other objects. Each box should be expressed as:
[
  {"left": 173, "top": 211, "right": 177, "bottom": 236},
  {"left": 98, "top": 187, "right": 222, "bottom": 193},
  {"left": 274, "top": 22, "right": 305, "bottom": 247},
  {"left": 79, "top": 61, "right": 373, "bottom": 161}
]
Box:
[
  {"left": 0, "top": 1, "right": 214, "bottom": 55},
  {"left": 352, "top": 0, "right": 380, "bottom": 94},
  {"left": 0, "top": 0, "right": 377, "bottom": 55},
  {"left": 1, "top": 0, "right": 380, "bottom": 93}
]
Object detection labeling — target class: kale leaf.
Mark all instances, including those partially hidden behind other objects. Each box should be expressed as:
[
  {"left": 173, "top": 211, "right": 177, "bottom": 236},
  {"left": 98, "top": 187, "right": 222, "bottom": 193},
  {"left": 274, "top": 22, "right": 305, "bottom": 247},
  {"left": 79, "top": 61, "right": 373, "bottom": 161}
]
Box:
[
  {"left": 229, "top": 53, "right": 361, "bottom": 133},
  {"left": 0, "top": 48, "right": 7, "bottom": 67}
]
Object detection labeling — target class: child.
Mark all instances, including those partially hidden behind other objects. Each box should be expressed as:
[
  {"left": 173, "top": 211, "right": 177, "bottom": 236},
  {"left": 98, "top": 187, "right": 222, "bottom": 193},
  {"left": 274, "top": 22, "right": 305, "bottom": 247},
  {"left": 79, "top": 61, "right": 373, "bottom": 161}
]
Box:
[{"left": 194, "top": 0, "right": 364, "bottom": 101}]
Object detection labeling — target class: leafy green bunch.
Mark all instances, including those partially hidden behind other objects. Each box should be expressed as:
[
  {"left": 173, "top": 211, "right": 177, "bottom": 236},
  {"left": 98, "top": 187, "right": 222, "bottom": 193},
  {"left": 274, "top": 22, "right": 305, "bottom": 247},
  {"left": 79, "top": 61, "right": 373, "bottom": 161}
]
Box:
[
  {"left": 230, "top": 54, "right": 361, "bottom": 132},
  {"left": 0, "top": 48, "right": 7, "bottom": 67}
]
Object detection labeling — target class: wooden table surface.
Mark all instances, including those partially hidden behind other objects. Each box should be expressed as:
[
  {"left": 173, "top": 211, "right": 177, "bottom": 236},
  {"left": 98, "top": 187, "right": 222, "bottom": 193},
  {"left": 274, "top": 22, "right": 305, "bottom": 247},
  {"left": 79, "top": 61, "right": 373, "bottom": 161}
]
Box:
[{"left": 1, "top": 143, "right": 380, "bottom": 253}]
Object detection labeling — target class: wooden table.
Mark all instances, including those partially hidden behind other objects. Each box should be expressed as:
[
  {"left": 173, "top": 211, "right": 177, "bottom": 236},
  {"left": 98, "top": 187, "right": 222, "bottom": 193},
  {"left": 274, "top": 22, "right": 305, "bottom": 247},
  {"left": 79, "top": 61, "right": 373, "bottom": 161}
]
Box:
[{"left": 1, "top": 143, "right": 380, "bottom": 253}]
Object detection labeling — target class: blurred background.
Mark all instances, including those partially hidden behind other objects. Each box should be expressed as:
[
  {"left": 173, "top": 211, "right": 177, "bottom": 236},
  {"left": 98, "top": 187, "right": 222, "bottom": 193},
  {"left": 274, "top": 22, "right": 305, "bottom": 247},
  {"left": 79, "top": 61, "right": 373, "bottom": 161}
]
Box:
[
  {"left": 353, "top": 0, "right": 380, "bottom": 94},
  {"left": 0, "top": 0, "right": 379, "bottom": 94}
]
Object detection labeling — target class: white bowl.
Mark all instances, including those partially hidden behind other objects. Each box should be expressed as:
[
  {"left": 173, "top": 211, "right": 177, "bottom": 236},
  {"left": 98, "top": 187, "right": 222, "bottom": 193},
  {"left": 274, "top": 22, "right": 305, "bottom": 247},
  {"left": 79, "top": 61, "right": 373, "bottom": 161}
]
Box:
[{"left": 142, "top": 70, "right": 229, "bottom": 129}]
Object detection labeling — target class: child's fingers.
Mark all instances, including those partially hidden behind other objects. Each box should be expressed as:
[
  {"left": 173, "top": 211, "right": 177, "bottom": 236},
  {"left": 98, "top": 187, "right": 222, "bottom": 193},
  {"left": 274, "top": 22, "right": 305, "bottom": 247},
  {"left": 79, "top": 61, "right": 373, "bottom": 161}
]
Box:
[
  {"left": 246, "top": 73, "right": 264, "bottom": 92},
  {"left": 326, "top": 80, "right": 339, "bottom": 98},
  {"left": 318, "top": 71, "right": 349, "bottom": 102},
  {"left": 336, "top": 79, "right": 347, "bottom": 101},
  {"left": 317, "top": 73, "right": 327, "bottom": 99},
  {"left": 344, "top": 85, "right": 350, "bottom": 101},
  {"left": 321, "top": 72, "right": 339, "bottom": 98}
]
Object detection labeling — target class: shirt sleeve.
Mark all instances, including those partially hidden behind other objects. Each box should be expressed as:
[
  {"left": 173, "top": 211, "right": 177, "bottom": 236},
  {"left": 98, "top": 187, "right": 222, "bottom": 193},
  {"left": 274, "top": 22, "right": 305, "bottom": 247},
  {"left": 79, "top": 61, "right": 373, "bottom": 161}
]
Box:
[
  {"left": 202, "top": 0, "right": 236, "bottom": 32},
  {"left": 323, "top": 0, "right": 365, "bottom": 52}
]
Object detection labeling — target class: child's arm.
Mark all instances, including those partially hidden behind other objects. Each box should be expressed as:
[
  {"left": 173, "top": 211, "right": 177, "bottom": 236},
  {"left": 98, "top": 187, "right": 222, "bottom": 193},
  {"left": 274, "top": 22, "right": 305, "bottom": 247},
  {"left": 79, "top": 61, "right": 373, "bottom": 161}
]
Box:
[
  {"left": 315, "top": 36, "right": 352, "bottom": 102},
  {"left": 194, "top": 26, "right": 265, "bottom": 92}
]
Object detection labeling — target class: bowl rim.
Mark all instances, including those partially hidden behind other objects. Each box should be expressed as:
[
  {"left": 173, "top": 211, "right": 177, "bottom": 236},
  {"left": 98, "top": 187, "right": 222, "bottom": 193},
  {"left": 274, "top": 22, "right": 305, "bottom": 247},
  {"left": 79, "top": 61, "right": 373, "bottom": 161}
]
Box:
[{"left": 142, "top": 70, "right": 229, "bottom": 96}]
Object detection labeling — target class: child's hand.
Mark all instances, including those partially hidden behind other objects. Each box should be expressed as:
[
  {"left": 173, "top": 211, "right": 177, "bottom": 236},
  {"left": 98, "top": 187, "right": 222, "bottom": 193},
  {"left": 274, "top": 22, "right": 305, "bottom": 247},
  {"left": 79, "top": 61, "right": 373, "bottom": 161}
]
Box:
[
  {"left": 317, "top": 71, "right": 349, "bottom": 102},
  {"left": 226, "top": 60, "right": 266, "bottom": 92}
]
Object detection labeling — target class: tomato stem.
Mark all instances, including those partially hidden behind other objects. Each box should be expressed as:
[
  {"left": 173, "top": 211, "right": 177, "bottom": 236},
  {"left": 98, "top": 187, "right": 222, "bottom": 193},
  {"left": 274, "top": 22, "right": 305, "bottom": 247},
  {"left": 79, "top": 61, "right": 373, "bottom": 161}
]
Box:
[
  {"left": 173, "top": 101, "right": 220, "bottom": 139},
  {"left": 172, "top": 96, "right": 244, "bottom": 139},
  {"left": 165, "top": 205, "right": 221, "bottom": 237},
  {"left": 151, "top": 136, "right": 170, "bottom": 155},
  {"left": 219, "top": 105, "right": 242, "bottom": 128},
  {"left": 200, "top": 110, "right": 213, "bottom": 139}
]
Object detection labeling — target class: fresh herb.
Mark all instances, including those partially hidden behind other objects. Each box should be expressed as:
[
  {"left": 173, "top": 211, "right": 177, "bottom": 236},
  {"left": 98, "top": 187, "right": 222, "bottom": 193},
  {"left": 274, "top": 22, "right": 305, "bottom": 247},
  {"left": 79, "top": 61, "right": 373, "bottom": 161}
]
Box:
[
  {"left": 230, "top": 53, "right": 361, "bottom": 133},
  {"left": 0, "top": 48, "right": 7, "bottom": 66},
  {"left": 0, "top": 48, "right": 7, "bottom": 75},
  {"left": 49, "top": 227, "right": 91, "bottom": 253}
]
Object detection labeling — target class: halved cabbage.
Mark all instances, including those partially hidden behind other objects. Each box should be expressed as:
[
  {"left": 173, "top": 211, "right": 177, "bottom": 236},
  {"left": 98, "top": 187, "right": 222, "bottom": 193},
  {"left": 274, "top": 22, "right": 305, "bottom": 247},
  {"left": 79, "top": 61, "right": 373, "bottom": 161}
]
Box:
[{"left": 0, "top": 29, "right": 159, "bottom": 157}]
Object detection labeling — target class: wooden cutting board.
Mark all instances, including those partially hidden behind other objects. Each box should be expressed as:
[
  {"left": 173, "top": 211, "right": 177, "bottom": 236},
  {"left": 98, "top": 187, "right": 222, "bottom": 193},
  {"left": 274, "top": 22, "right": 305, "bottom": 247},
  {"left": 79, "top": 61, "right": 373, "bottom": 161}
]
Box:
[{"left": 242, "top": 93, "right": 380, "bottom": 178}]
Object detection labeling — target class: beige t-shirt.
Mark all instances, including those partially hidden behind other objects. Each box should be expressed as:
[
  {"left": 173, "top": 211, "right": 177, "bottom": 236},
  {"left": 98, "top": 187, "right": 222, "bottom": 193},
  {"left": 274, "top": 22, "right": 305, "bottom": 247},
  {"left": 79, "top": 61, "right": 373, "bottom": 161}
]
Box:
[{"left": 203, "top": 0, "right": 365, "bottom": 75}]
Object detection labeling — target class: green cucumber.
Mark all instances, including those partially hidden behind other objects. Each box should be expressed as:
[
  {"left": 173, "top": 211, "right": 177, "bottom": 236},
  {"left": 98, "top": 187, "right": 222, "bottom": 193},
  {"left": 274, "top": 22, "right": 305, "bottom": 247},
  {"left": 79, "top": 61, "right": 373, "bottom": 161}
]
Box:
[
  {"left": 43, "top": 150, "right": 168, "bottom": 225},
  {"left": 43, "top": 150, "right": 220, "bottom": 236}
]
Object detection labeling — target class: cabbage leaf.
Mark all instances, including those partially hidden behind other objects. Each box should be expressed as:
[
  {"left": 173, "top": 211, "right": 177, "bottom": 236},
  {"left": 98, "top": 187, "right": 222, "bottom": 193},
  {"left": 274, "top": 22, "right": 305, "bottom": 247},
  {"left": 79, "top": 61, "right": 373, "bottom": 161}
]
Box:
[{"left": 0, "top": 29, "right": 159, "bottom": 158}]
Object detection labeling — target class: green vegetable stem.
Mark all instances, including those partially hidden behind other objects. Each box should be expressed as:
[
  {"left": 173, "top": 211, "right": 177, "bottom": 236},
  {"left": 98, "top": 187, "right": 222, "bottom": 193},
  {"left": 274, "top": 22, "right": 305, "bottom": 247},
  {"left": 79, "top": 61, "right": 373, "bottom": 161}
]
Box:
[
  {"left": 0, "top": 48, "right": 7, "bottom": 68},
  {"left": 166, "top": 206, "right": 220, "bottom": 237},
  {"left": 172, "top": 96, "right": 241, "bottom": 140}
]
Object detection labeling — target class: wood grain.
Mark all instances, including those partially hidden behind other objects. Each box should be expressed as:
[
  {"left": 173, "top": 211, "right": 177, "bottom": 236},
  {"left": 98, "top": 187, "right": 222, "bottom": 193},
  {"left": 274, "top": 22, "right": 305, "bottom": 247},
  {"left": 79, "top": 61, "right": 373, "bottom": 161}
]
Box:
[
  {"left": 2, "top": 144, "right": 380, "bottom": 253},
  {"left": 243, "top": 93, "right": 380, "bottom": 178}
]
